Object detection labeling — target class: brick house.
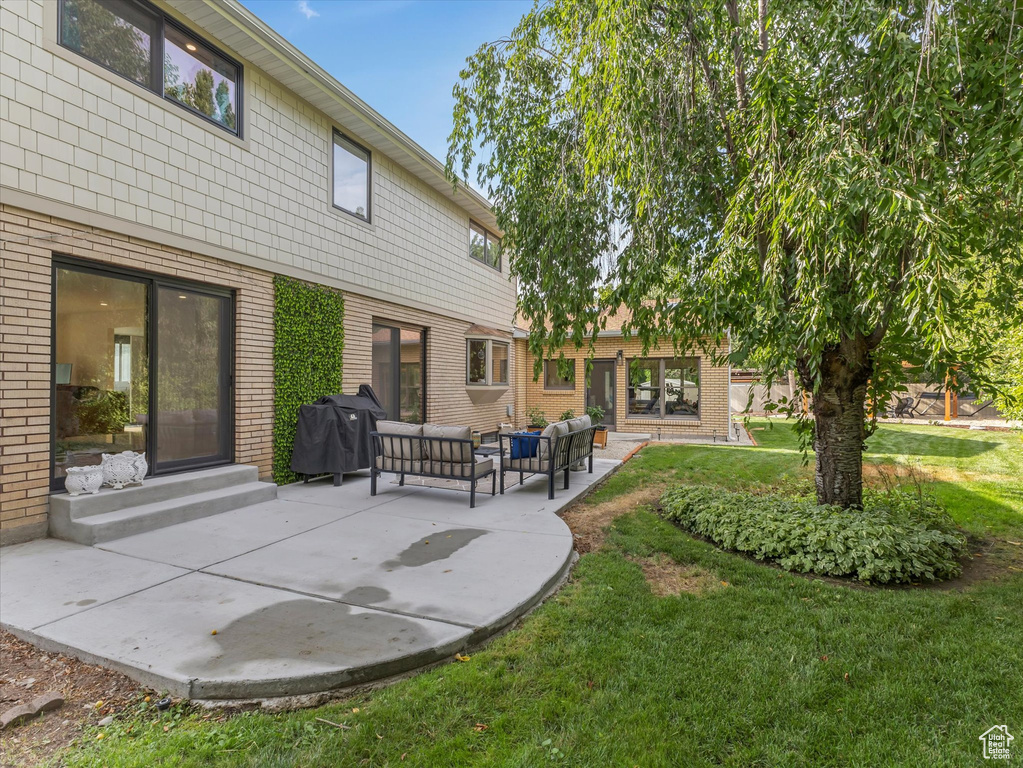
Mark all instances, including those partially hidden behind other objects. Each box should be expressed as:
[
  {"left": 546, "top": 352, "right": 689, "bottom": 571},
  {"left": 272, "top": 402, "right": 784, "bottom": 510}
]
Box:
[
  {"left": 513, "top": 307, "right": 733, "bottom": 439},
  {"left": 0, "top": 0, "right": 734, "bottom": 546}
]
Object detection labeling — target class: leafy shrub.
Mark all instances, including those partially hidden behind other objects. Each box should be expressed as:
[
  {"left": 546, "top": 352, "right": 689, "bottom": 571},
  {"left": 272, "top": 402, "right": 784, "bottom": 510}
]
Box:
[
  {"left": 660, "top": 486, "right": 967, "bottom": 584},
  {"left": 560, "top": 409, "right": 576, "bottom": 421},
  {"left": 526, "top": 406, "right": 549, "bottom": 428}
]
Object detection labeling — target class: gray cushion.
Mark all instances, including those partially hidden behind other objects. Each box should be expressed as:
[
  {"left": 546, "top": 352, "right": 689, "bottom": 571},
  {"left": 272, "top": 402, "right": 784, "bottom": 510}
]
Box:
[
  {"left": 375, "top": 456, "right": 423, "bottom": 474},
  {"left": 504, "top": 456, "right": 550, "bottom": 472},
  {"left": 424, "top": 424, "right": 473, "bottom": 462},
  {"left": 566, "top": 415, "right": 591, "bottom": 433},
  {"left": 539, "top": 421, "right": 568, "bottom": 459},
  {"left": 428, "top": 458, "right": 493, "bottom": 478},
  {"left": 376, "top": 421, "right": 423, "bottom": 459}
]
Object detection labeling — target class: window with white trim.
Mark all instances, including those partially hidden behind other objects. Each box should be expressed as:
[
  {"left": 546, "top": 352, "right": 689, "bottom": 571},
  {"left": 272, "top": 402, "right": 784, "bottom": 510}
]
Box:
[{"left": 466, "top": 339, "right": 509, "bottom": 385}]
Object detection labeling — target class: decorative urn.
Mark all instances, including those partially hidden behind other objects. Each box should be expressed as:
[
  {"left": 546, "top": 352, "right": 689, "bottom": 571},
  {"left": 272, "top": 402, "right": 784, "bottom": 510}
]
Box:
[
  {"left": 65, "top": 466, "right": 104, "bottom": 496},
  {"left": 101, "top": 451, "right": 146, "bottom": 489}
]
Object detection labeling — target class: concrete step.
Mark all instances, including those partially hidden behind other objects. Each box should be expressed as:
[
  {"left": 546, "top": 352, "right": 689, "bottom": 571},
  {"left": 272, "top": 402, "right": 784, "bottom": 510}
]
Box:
[
  {"left": 51, "top": 465, "right": 260, "bottom": 521},
  {"left": 50, "top": 481, "right": 277, "bottom": 546}
]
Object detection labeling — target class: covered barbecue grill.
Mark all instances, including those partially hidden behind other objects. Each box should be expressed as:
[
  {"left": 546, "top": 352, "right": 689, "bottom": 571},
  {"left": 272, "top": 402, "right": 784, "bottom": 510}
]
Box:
[{"left": 290, "top": 384, "right": 387, "bottom": 485}]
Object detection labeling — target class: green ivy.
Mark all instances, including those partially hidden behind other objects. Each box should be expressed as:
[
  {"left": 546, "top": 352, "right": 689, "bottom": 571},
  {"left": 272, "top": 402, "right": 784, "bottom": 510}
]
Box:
[{"left": 272, "top": 275, "right": 344, "bottom": 485}]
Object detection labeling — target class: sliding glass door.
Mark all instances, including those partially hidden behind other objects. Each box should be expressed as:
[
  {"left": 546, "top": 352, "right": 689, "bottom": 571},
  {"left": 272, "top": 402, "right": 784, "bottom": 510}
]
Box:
[
  {"left": 53, "top": 268, "right": 149, "bottom": 484},
  {"left": 52, "top": 260, "right": 233, "bottom": 489},
  {"left": 154, "top": 286, "right": 232, "bottom": 471},
  {"left": 371, "top": 322, "right": 425, "bottom": 423}
]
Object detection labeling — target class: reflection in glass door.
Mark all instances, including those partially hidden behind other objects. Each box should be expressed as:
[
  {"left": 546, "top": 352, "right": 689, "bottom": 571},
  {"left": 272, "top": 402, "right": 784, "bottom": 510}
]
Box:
[
  {"left": 52, "top": 260, "right": 234, "bottom": 489},
  {"left": 371, "top": 322, "right": 425, "bottom": 423},
  {"left": 53, "top": 267, "right": 149, "bottom": 482},
  {"left": 155, "top": 287, "right": 232, "bottom": 469},
  {"left": 586, "top": 360, "right": 616, "bottom": 429}
]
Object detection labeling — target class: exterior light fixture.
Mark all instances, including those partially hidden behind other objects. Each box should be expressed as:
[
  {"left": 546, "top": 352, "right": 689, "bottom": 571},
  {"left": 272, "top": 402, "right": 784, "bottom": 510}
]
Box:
[
  {"left": 185, "top": 43, "right": 197, "bottom": 52},
  {"left": 616, "top": 349, "right": 623, "bottom": 364}
]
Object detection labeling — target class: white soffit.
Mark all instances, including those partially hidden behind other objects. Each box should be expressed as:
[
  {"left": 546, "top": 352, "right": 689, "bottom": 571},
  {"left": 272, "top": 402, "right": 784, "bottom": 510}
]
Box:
[{"left": 164, "top": 0, "right": 499, "bottom": 232}]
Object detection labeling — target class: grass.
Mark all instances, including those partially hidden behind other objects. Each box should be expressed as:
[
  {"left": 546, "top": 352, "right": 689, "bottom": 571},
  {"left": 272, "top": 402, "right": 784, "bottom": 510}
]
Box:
[{"left": 58, "top": 420, "right": 1023, "bottom": 767}]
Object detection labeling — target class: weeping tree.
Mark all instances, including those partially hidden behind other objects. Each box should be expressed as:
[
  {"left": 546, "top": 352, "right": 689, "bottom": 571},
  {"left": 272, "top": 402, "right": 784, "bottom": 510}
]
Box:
[{"left": 448, "top": 0, "right": 1023, "bottom": 508}]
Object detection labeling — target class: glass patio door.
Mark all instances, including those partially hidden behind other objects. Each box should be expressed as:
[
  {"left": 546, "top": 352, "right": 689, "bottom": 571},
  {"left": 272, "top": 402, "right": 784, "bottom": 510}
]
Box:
[
  {"left": 53, "top": 267, "right": 150, "bottom": 484},
  {"left": 52, "top": 260, "right": 233, "bottom": 489},
  {"left": 371, "top": 322, "right": 425, "bottom": 423},
  {"left": 153, "top": 286, "right": 232, "bottom": 470},
  {"left": 586, "top": 360, "right": 617, "bottom": 429}
]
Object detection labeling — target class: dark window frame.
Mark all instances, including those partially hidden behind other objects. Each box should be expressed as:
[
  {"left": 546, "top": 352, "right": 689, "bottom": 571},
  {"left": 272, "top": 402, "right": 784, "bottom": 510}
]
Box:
[
  {"left": 57, "top": 0, "right": 243, "bottom": 137},
  {"left": 49, "top": 254, "right": 236, "bottom": 491},
  {"left": 626, "top": 356, "right": 701, "bottom": 420},
  {"left": 468, "top": 220, "right": 501, "bottom": 271},
  {"left": 372, "top": 321, "right": 426, "bottom": 423},
  {"left": 543, "top": 359, "right": 576, "bottom": 391},
  {"left": 332, "top": 129, "right": 372, "bottom": 223}
]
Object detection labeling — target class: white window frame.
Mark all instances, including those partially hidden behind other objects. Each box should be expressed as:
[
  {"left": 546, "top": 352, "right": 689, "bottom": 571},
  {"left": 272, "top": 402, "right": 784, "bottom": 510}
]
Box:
[{"left": 466, "top": 338, "right": 509, "bottom": 386}]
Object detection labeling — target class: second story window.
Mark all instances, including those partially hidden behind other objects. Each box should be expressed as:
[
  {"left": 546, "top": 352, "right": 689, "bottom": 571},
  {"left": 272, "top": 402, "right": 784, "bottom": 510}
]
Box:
[
  {"left": 469, "top": 221, "right": 501, "bottom": 270},
  {"left": 333, "top": 131, "right": 371, "bottom": 221},
  {"left": 58, "top": 0, "right": 241, "bottom": 135}
]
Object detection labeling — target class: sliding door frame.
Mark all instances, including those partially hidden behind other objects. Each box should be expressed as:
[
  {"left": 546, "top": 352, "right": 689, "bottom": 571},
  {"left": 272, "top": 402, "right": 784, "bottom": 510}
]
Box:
[{"left": 50, "top": 255, "right": 235, "bottom": 490}]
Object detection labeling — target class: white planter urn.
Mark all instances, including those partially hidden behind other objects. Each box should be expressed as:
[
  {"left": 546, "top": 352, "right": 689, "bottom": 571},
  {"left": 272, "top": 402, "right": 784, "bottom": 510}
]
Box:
[
  {"left": 101, "top": 451, "right": 147, "bottom": 489},
  {"left": 65, "top": 466, "right": 104, "bottom": 496}
]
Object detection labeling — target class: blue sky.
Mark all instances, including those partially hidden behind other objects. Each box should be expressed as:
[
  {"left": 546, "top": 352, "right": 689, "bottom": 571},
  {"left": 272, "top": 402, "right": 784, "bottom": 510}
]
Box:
[{"left": 239, "top": 0, "right": 532, "bottom": 166}]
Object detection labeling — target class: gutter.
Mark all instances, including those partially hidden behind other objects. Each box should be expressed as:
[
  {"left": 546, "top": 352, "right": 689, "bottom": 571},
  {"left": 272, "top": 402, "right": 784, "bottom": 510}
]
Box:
[{"left": 203, "top": 0, "right": 499, "bottom": 230}]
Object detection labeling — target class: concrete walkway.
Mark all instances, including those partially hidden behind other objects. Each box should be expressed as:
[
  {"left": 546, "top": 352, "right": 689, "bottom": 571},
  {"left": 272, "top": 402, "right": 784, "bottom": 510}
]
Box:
[{"left": 0, "top": 461, "right": 618, "bottom": 701}]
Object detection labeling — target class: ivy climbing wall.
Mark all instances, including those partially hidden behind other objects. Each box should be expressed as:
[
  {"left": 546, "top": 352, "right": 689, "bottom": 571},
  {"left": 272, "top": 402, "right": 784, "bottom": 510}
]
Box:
[{"left": 272, "top": 275, "right": 345, "bottom": 485}]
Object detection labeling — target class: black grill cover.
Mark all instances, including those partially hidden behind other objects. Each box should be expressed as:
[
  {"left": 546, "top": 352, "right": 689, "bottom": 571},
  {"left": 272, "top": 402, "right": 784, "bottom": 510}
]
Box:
[{"left": 290, "top": 385, "right": 388, "bottom": 477}]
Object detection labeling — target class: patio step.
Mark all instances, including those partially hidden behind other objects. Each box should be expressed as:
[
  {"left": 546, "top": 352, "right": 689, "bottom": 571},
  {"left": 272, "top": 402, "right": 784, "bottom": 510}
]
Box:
[{"left": 49, "top": 466, "right": 277, "bottom": 545}]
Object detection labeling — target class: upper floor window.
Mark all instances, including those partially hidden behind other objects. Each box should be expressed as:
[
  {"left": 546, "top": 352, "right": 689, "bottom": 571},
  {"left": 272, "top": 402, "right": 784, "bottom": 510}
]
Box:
[
  {"left": 58, "top": 0, "right": 241, "bottom": 135},
  {"left": 467, "top": 339, "right": 509, "bottom": 386},
  {"left": 544, "top": 359, "right": 576, "bottom": 390},
  {"left": 333, "top": 131, "right": 371, "bottom": 221},
  {"left": 469, "top": 221, "right": 501, "bottom": 270}
]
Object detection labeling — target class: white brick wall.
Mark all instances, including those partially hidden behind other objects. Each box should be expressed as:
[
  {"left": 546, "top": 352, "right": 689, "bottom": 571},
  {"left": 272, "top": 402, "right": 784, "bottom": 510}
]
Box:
[{"left": 0, "top": 0, "right": 516, "bottom": 330}]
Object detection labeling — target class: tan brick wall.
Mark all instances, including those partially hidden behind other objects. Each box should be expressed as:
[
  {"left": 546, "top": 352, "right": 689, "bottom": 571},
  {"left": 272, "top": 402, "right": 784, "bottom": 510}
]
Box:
[
  {"left": 517, "top": 335, "right": 732, "bottom": 438},
  {"left": 0, "top": 204, "right": 274, "bottom": 544},
  {"left": 343, "top": 293, "right": 514, "bottom": 433}
]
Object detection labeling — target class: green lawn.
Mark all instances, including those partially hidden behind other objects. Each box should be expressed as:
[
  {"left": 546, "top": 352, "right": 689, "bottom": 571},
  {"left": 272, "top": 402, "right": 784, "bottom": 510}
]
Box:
[{"left": 60, "top": 421, "right": 1023, "bottom": 767}]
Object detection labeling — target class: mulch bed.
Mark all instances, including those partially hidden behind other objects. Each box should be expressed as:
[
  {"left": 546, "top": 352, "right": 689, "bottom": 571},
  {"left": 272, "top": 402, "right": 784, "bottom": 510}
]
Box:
[{"left": 0, "top": 629, "right": 152, "bottom": 766}]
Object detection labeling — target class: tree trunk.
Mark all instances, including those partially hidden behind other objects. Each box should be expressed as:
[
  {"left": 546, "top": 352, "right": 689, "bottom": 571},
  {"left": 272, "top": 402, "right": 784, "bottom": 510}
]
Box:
[{"left": 797, "top": 336, "right": 874, "bottom": 509}]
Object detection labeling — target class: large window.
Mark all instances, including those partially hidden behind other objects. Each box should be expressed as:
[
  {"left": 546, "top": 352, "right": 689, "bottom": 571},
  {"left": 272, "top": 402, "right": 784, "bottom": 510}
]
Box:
[
  {"left": 544, "top": 359, "right": 576, "bottom": 390},
  {"left": 333, "top": 131, "right": 371, "bottom": 221},
  {"left": 59, "top": 0, "right": 241, "bottom": 135},
  {"left": 469, "top": 221, "right": 501, "bottom": 270},
  {"left": 627, "top": 358, "right": 700, "bottom": 419},
  {"left": 466, "top": 339, "right": 509, "bottom": 386}
]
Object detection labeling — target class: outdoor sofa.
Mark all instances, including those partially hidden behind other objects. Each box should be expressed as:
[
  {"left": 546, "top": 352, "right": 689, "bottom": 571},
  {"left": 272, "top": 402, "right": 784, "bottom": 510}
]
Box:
[
  {"left": 499, "top": 415, "right": 598, "bottom": 499},
  {"left": 370, "top": 421, "right": 496, "bottom": 508}
]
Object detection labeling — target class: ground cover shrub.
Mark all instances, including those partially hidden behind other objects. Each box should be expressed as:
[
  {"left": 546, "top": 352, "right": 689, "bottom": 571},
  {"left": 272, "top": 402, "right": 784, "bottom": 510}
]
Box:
[{"left": 660, "top": 486, "right": 968, "bottom": 583}]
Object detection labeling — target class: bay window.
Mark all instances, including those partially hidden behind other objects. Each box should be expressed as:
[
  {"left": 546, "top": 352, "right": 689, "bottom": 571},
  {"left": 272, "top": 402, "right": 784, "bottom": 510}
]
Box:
[{"left": 467, "top": 339, "right": 509, "bottom": 386}]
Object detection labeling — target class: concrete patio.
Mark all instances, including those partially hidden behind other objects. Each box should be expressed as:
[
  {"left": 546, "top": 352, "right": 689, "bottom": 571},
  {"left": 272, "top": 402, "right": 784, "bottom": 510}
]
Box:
[{"left": 0, "top": 460, "right": 618, "bottom": 702}]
